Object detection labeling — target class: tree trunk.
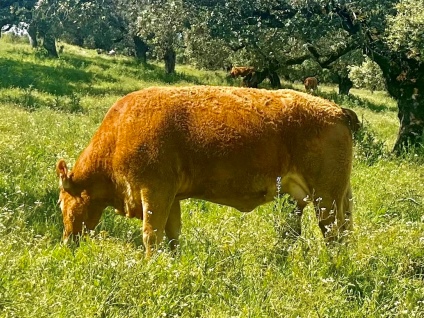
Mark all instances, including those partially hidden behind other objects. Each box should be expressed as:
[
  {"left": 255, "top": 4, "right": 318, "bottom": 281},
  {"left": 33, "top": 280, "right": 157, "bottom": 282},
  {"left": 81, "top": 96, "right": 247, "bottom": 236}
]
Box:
[
  {"left": 72, "top": 34, "right": 84, "bottom": 47},
  {"left": 164, "top": 48, "right": 176, "bottom": 74},
  {"left": 328, "top": 4, "right": 424, "bottom": 152},
  {"left": 369, "top": 51, "right": 424, "bottom": 153},
  {"left": 393, "top": 88, "right": 424, "bottom": 153},
  {"left": 133, "top": 36, "right": 148, "bottom": 64},
  {"left": 27, "top": 24, "right": 38, "bottom": 48},
  {"left": 243, "top": 70, "right": 266, "bottom": 88},
  {"left": 42, "top": 33, "right": 58, "bottom": 58},
  {"left": 268, "top": 71, "right": 282, "bottom": 89},
  {"left": 338, "top": 75, "right": 353, "bottom": 95},
  {"left": 243, "top": 68, "right": 281, "bottom": 89}
]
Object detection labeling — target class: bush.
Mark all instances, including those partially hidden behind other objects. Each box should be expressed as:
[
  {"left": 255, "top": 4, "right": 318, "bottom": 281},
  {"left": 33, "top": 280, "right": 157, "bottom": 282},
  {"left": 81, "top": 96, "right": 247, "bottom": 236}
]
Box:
[
  {"left": 349, "top": 57, "right": 385, "bottom": 93},
  {"left": 354, "top": 122, "right": 387, "bottom": 165}
]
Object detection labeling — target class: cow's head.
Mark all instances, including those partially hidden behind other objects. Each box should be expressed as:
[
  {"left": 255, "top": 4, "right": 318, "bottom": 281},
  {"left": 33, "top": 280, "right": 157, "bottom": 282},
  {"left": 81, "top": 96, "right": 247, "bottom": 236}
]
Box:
[
  {"left": 56, "top": 159, "right": 102, "bottom": 244},
  {"left": 229, "top": 67, "right": 237, "bottom": 78}
]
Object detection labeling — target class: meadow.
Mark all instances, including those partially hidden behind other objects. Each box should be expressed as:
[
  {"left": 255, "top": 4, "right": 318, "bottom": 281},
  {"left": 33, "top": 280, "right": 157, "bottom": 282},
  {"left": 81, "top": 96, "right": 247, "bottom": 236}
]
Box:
[{"left": 0, "top": 36, "right": 424, "bottom": 317}]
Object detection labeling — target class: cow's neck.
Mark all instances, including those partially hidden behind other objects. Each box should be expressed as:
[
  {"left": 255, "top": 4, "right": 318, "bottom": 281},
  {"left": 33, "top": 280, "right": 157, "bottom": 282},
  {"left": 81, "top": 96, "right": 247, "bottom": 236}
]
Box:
[{"left": 71, "top": 155, "right": 115, "bottom": 204}]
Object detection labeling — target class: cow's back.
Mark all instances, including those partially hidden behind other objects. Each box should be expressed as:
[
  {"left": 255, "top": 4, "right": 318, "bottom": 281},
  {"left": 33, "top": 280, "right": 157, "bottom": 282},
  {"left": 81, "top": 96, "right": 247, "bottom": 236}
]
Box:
[
  {"left": 103, "top": 86, "right": 345, "bottom": 163},
  {"left": 107, "top": 86, "right": 343, "bottom": 138}
]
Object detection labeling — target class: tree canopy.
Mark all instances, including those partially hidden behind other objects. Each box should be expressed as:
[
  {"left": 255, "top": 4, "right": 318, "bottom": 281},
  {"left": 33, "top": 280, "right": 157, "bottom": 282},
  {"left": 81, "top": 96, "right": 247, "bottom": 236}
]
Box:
[{"left": 0, "top": 0, "right": 36, "bottom": 31}]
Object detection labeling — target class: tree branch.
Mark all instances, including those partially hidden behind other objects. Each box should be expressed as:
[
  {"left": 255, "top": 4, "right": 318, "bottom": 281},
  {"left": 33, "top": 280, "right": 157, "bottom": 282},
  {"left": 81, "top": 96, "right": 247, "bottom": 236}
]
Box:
[
  {"left": 285, "top": 54, "right": 312, "bottom": 66},
  {"left": 304, "top": 39, "right": 359, "bottom": 69}
]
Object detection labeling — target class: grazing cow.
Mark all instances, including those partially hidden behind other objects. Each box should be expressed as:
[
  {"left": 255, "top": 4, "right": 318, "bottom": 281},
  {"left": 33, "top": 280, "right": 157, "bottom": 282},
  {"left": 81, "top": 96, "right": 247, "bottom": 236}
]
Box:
[
  {"left": 56, "top": 86, "right": 356, "bottom": 257},
  {"left": 230, "top": 66, "right": 255, "bottom": 78},
  {"left": 304, "top": 76, "right": 318, "bottom": 92}
]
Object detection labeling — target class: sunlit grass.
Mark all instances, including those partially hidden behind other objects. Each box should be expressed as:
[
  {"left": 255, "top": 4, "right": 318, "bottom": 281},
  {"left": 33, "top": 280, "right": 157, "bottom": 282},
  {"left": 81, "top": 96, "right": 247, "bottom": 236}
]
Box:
[{"left": 1, "top": 37, "right": 423, "bottom": 317}]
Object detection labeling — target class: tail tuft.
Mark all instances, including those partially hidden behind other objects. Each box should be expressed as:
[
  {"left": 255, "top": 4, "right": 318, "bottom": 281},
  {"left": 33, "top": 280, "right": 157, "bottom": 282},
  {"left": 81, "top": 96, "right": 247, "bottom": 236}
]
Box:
[{"left": 341, "top": 107, "right": 361, "bottom": 133}]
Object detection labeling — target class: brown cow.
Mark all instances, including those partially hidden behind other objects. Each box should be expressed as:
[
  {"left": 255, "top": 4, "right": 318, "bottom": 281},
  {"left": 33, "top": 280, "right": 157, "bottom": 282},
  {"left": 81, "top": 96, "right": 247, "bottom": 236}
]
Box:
[
  {"left": 56, "top": 86, "right": 355, "bottom": 257},
  {"left": 230, "top": 66, "right": 255, "bottom": 78},
  {"left": 304, "top": 77, "right": 318, "bottom": 93}
]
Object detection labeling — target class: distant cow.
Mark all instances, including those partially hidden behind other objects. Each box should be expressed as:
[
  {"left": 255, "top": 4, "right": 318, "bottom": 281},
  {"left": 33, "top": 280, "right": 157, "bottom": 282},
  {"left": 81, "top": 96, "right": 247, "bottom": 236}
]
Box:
[
  {"left": 56, "top": 86, "right": 356, "bottom": 257},
  {"left": 304, "top": 77, "right": 318, "bottom": 92},
  {"left": 230, "top": 66, "right": 255, "bottom": 78}
]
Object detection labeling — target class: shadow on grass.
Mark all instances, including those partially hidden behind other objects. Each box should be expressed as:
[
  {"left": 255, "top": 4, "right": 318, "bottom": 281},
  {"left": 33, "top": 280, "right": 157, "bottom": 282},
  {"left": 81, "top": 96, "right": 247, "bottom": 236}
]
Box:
[
  {"left": 0, "top": 90, "right": 49, "bottom": 112},
  {"left": 0, "top": 52, "right": 211, "bottom": 113},
  {"left": 125, "top": 61, "right": 205, "bottom": 85},
  {"left": 319, "top": 91, "right": 398, "bottom": 113},
  {"left": 0, "top": 57, "right": 110, "bottom": 96}
]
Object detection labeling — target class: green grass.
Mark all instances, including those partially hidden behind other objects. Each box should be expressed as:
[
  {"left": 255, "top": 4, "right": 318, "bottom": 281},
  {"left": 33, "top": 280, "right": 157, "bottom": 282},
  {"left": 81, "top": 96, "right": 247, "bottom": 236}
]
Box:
[{"left": 1, "top": 37, "right": 424, "bottom": 317}]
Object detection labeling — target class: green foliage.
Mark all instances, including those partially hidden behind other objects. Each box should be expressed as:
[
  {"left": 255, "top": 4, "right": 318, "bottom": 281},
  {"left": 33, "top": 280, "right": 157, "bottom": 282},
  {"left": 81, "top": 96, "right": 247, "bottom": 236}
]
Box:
[
  {"left": 386, "top": 0, "right": 424, "bottom": 61},
  {"left": 1, "top": 41, "right": 424, "bottom": 318},
  {"left": 0, "top": 0, "right": 36, "bottom": 27},
  {"left": 184, "top": 23, "right": 233, "bottom": 70},
  {"left": 349, "top": 57, "right": 386, "bottom": 93},
  {"left": 137, "top": 0, "right": 185, "bottom": 61},
  {"left": 354, "top": 123, "right": 387, "bottom": 165},
  {"left": 189, "top": 0, "right": 308, "bottom": 70},
  {"left": 33, "top": 0, "right": 121, "bottom": 48}
]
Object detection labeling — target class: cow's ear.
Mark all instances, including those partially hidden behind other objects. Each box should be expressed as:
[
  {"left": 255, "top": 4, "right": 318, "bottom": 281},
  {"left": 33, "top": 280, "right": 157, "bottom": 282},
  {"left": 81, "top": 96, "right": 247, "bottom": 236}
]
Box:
[{"left": 56, "top": 159, "right": 73, "bottom": 191}]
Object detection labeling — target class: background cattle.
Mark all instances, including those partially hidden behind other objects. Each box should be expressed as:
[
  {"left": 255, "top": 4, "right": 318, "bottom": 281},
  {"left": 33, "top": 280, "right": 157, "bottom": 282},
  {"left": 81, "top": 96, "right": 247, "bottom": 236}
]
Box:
[
  {"left": 229, "top": 66, "right": 255, "bottom": 78},
  {"left": 304, "top": 76, "right": 318, "bottom": 93},
  {"left": 56, "top": 86, "right": 356, "bottom": 257}
]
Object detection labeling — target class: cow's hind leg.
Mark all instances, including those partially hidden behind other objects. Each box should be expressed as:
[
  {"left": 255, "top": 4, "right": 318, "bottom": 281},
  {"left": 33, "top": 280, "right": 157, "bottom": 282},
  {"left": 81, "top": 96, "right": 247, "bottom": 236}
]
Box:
[
  {"left": 141, "top": 187, "right": 176, "bottom": 258},
  {"left": 281, "top": 174, "right": 310, "bottom": 238},
  {"left": 314, "top": 183, "right": 352, "bottom": 241},
  {"left": 313, "top": 126, "right": 353, "bottom": 241},
  {"left": 342, "top": 183, "right": 353, "bottom": 232},
  {"left": 165, "top": 200, "right": 182, "bottom": 253}
]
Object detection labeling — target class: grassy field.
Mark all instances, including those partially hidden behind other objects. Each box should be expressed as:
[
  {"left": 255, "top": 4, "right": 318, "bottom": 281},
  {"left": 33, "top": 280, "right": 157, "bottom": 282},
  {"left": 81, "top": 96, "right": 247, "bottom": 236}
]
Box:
[{"left": 1, "top": 37, "right": 424, "bottom": 318}]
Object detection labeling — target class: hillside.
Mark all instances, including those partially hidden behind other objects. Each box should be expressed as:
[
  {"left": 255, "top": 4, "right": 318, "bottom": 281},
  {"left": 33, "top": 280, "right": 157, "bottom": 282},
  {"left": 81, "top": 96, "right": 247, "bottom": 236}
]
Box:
[{"left": 0, "top": 38, "right": 423, "bottom": 317}]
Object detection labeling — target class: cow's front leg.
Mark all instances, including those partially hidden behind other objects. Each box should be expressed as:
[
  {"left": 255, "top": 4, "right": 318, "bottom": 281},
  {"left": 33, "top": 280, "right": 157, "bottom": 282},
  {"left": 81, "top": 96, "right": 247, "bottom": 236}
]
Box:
[
  {"left": 141, "top": 188, "right": 174, "bottom": 258},
  {"left": 165, "top": 200, "right": 182, "bottom": 253}
]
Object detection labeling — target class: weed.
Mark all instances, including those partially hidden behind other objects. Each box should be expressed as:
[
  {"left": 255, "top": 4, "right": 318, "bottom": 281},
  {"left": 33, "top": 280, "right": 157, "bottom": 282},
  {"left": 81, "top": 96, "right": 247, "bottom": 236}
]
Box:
[
  {"left": 354, "top": 121, "right": 388, "bottom": 165},
  {"left": 34, "top": 47, "right": 51, "bottom": 59},
  {"left": 52, "top": 94, "right": 62, "bottom": 109},
  {"left": 66, "top": 92, "right": 83, "bottom": 113},
  {"left": 22, "top": 84, "right": 37, "bottom": 110}
]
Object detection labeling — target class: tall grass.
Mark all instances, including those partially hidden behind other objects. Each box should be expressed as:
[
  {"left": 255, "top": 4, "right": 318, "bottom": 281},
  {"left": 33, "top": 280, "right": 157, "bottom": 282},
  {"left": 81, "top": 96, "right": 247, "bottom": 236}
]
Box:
[{"left": 1, "top": 37, "right": 424, "bottom": 317}]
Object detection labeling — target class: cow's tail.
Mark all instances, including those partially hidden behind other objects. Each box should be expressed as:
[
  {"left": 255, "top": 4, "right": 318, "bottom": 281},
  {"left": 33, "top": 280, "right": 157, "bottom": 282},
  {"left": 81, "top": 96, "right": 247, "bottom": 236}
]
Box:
[{"left": 341, "top": 107, "right": 361, "bottom": 133}]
